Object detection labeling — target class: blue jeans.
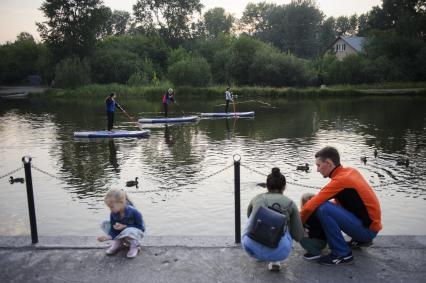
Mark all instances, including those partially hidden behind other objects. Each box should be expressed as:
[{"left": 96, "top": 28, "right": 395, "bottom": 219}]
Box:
[
  {"left": 316, "top": 201, "right": 377, "bottom": 256},
  {"left": 242, "top": 231, "right": 293, "bottom": 262}
]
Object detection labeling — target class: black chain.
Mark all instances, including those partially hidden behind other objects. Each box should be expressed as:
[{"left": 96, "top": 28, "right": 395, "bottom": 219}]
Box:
[
  {"left": 31, "top": 165, "right": 63, "bottom": 181},
  {"left": 0, "top": 166, "right": 23, "bottom": 180},
  {"left": 128, "top": 163, "right": 234, "bottom": 194}
]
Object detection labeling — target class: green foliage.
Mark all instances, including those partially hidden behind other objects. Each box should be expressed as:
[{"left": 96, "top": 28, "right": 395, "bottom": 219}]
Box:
[
  {"left": 133, "top": 0, "right": 203, "bottom": 46},
  {"left": 0, "top": 33, "right": 51, "bottom": 84},
  {"left": 54, "top": 56, "right": 91, "bottom": 88},
  {"left": 203, "top": 7, "right": 234, "bottom": 38},
  {"left": 127, "top": 71, "right": 149, "bottom": 86},
  {"left": 37, "top": 0, "right": 111, "bottom": 60},
  {"left": 167, "top": 57, "right": 212, "bottom": 86},
  {"left": 249, "top": 45, "right": 315, "bottom": 86}
]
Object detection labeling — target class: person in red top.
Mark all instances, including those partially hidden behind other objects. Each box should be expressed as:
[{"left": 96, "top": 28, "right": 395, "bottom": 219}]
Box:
[{"left": 300, "top": 146, "right": 382, "bottom": 265}]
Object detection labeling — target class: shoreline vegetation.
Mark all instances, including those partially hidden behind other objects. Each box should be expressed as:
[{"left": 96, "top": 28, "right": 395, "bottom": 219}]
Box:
[{"left": 30, "top": 82, "right": 426, "bottom": 99}]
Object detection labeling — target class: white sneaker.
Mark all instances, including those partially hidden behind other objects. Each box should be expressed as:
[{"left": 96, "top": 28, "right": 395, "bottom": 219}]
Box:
[
  {"left": 106, "top": 240, "right": 122, "bottom": 255},
  {"left": 268, "top": 261, "right": 281, "bottom": 272}
]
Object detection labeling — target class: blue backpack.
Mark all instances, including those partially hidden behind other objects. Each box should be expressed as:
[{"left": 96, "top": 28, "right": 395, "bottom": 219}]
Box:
[{"left": 247, "top": 195, "right": 291, "bottom": 248}]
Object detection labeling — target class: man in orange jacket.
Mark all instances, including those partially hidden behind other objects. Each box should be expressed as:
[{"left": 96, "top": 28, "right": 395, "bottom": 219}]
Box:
[{"left": 300, "top": 146, "right": 382, "bottom": 265}]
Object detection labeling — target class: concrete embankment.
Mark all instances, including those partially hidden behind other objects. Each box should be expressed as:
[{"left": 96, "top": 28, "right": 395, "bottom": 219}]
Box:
[{"left": 0, "top": 235, "right": 425, "bottom": 283}]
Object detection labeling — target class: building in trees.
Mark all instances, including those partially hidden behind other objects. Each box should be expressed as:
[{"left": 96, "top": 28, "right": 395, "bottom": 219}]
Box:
[{"left": 330, "top": 36, "right": 365, "bottom": 60}]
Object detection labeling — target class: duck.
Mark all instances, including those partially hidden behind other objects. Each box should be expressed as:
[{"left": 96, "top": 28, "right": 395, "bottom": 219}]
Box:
[
  {"left": 9, "top": 176, "right": 24, "bottom": 184},
  {"left": 396, "top": 158, "right": 409, "bottom": 167},
  {"left": 374, "top": 149, "right": 378, "bottom": 158},
  {"left": 126, "top": 177, "right": 139, "bottom": 187},
  {"left": 360, "top": 156, "right": 367, "bottom": 164},
  {"left": 256, "top": 182, "right": 266, "bottom": 188},
  {"left": 296, "top": 163, "right": 309, "bottom": 172}
]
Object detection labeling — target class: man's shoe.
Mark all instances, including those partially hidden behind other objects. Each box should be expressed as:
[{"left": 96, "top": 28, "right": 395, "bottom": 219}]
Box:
[
  {"left": 267, "top": 261, "right": 281, "bottom": 272},
  {"left": 347, "top": 239, "right": 373, "bottom": 249},
  {"left": 303, "top": 253, "right": 321, "bottom": 260},
  {"left": 319, "top": 253, "right": 354, "bottom": 265}
]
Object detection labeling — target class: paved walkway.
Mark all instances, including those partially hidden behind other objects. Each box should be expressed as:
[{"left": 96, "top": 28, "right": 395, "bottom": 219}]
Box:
[{"left": 0, "top": 235, "right": 425, "bottom": 283}]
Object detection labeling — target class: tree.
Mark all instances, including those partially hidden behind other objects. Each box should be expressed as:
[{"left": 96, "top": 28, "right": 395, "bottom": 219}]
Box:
[
  {"left": 319, "top": 17, "right": 337, "bottom": 52},
  {"left": 106, "top": 10, "right": 132, "bottom": 36},
  {"left": 249, "top": 45, "right": 314, "bottom": 86},
  {"left": 37, "top": 0, "right": 111, "bottom": 60},
  {"left": 167, "top": 57, "right": 211, "bottom": 86},
  {"left": 203, "top": 7, "right": 234, "bottom": 38},
  {"left": 133, "top": 0, "right": 203, "bottom": 46},
  {"left": 0, "top": 32, "right": 45, "bottom": 84},
  {"left": 54, "top": 56, "right": 91, "bottom": 88},
  {"left": 240, "top": 0, "right": 324, "bottom": 58},
  {"left": 239, "top": 2, "right": 277, "bottom": 35},
  {"left": 278, "top": 0, "right": 324, "bottom": 58}
]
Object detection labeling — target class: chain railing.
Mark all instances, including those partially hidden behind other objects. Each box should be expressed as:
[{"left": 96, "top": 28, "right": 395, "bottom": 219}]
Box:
[
  {"left": 0, "top": 155, "right": 413, "bottom": 245},
  {"left": 0, "top": 166, "right": 23, "bottom": 180},
  {"left": 31, "top": 164, "right": 63, "bottom": 181}
]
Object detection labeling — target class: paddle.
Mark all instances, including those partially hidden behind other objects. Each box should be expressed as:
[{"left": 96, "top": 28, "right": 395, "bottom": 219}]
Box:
[
  {"left": 174, "top": 101, "right": 186, "bottom": 115},
  {"left": 232, "top": 93, "right": 237, "bottom": 118},
  {"left": 116, "top": 102, "right": 143, "bottom": 130}
]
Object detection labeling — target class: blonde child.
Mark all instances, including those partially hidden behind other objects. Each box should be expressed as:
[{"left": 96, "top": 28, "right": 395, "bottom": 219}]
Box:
[
  {"left": 97, "top": 188, "right": 145, "bottom": 258},
  {"left": 299, "top": 193, "right": 327, "bottom": 260}
]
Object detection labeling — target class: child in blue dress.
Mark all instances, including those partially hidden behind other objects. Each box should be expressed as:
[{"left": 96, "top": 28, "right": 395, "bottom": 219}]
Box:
[{"left": 97, "top": 188, "right": 145, "bottom": 258}]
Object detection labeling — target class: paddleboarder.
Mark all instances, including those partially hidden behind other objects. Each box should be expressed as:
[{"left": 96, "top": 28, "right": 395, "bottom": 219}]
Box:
[
  {"left": 225, "top": 87, "right": 233, "bottom": 113},
  {"left": 162, "top": 88, "right": 175, "bottom": 117},
  {"left": 106, "top": 92, "right": 125, "bottom": 131}
]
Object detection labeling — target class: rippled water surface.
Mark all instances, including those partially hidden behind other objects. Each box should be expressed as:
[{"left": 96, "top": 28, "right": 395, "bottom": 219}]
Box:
[{"left": 0, "top": 94, "right": 425, "bottom": 236}]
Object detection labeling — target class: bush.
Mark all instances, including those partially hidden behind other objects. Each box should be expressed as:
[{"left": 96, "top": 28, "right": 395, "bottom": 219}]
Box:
[
  {"left": 167, "top": 57, "right": 212, "bottom": 86},
  {"left": 54, "top": 56, "right": 91, "bottom": 88},
  {"left": 249, "top": 45, "right": 315, "bottom": 86},
  {"left": 127, "top": 71, "right": 149, "bottom": 86}
]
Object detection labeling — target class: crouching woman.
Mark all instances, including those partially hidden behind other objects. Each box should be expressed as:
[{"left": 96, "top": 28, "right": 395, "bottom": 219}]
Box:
[{"left": 242, "top": 168, "right": 304, "bottom": 271}]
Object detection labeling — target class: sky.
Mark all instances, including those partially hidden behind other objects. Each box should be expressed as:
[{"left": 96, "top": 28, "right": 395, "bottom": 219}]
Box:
[{"left": 0, "top": 0, "right": 382, "bottom": 43}]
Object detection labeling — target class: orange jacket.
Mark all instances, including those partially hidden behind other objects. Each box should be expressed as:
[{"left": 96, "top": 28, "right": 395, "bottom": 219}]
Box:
[{"left": 300, "top": 165, "right": 382, "bottom": 232}]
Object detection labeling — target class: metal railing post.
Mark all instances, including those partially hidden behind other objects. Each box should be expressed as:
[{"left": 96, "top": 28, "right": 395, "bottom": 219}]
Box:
[
  {"left": 22, "top": 156, "right": 38, "bottom": 244},
  {"left": 234, "top": 155, "right": 241, "bottom": 244}
]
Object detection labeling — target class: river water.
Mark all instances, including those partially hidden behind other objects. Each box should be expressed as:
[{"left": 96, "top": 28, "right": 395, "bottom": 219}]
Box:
[{"left": 0, "top": 94, "right": 425, "bottom": 236}]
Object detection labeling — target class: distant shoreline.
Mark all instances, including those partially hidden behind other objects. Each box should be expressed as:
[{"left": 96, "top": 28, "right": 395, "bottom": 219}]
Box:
[{"left": 2, "top": 83, "right": 426, "bottom": 99}]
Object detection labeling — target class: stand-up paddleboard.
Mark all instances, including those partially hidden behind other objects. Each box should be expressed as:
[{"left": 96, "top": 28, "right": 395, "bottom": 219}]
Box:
[
  {"left": 74, "top": 130, "right": 150, "bottom": 138},
  {"left": 200, "top": 111, "right": 255, "bottom": 118},
  {"left": 138, "top": 116, "right": 198, "bottom": 124}
]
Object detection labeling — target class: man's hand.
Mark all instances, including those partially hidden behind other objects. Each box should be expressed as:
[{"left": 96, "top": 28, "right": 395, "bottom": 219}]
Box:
[
  {"left": 97, "top": 235, "right": 112, "bottom": 242},
  {"left": 113, "top": 223, "right": 127, "bottom": 231}
]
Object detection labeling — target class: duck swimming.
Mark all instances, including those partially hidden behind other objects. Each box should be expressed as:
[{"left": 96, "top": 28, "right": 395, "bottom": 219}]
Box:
[
  {"left": 9, "top": 176, "right": 24, "bottom": 184},
  {"left": 374, "top": 149, "right": 378, "bottom": 158},
  {"left": 126, "top": 177, "right": 139, "bottom": 187},
  {"left": 256, "top": 182, "right": 266, "bottom": 188},
  {"left": 360, "top": 157, "right": 367, "bottom": 164},
  {"left": 296, "top": 163, "right": 309, "bottom": 172},
  {"left": 396, "top": 158, "right": 409, "bottom": 167}
]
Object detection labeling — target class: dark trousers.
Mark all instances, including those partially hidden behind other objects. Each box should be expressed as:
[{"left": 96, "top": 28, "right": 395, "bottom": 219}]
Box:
[
  {"left": 107, "top": 111, "right": 114, "bottom": 131},
  {"left": 225, "top": 100, "right": 230, "bottom": 113},
  {"left": 163, "top": 103, "right": 168, "bottom": 117}
]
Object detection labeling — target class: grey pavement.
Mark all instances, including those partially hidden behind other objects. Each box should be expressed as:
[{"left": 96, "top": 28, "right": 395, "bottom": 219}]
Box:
[{"left": 0, "top": 235, "right": 425, "bottom": 283}]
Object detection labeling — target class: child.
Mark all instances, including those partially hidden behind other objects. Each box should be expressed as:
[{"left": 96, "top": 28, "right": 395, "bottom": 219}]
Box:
[
  {"left": 299, "top": 193, "right": 327, "bottom": 260},
  {"left": 97, "top": 188, "right": 145, "bottom": 258}
]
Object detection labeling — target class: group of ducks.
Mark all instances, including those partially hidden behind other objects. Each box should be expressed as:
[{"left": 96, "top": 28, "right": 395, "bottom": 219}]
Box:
[{"left": 360, "top": 149, "right": 410, "bottom": 167}]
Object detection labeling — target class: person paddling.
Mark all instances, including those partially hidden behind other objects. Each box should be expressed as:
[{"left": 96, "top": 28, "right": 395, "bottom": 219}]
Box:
[
  {"left": 105, "top": 92, "right": 125, "bottom": 131},
  {"left": 225, "top": 87, "right": 233, "bottom": 113},
  {"left": 162, "top": 88, "right": 175, "bottom": 118}
]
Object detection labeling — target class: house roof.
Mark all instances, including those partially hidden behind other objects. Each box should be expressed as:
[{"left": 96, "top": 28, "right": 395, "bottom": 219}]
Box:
[{"left": 338, "top": 36, "right": 365, "bottom": 52}]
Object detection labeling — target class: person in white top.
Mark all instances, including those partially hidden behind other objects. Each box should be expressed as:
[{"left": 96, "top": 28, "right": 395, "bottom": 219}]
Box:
[{"left": 225, "top": 87, "right": 233, "bottom": 113}]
